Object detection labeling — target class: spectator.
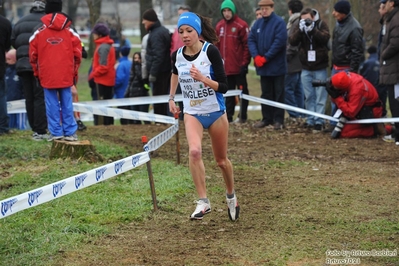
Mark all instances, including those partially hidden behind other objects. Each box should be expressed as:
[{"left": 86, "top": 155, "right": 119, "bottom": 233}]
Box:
[
  {"left": 327, "top": 72, "right": 384, "bottom": 138},
  {"left": 5, "top": 49, "right": 27, "bottom": 130},
  {"left": 289, "top": 8, "right": 330, "bottom": 132},
  {"left": 380, "top": 0, "right": 399, "bottom": 145},
  {"left": 326, "top": 0, "right": 364, "bottom": 132},
  {"left": 284, "top": 0, "right": 305, "bottom": 127},
  {"left": 11, "top": 0, "right": 48, "bottom": 140},
  {"left": 122, "top": 52, "right": 150, "bottom": 125},
  {"left": 170, "top": 5, "right": 191, "bottom": 120},
  {"left": 29, "top": 0, "right": 82, "bottom": 141},
  {"left": 142, "top": 8, "right": 171, "bottom": 116},
  {"left": 248, "top": 0, "right": 287, "bottom": 130},
  {"left": 251, "top": 7, "right": 262, "bottom": 28},
  {"left": 169, "top": 12, "right": 239, "bottom": 221},
  {"left": 72, "top": 42, "right": 87, "bottom": 131},
  {"left": 89, "top": 22, "right": 116, "bottom": 126},
  {"left": 114, "top": 46, "right": 132, "bottom": 99},
  {"left": 215, "top": 0, "right": 250, "bottom": 124},
  {"left": 360, "top": 46, "right": 387, "bottom": 116},
  {"left": 0, "top": 14, "right": 12, "bottom": 136}
]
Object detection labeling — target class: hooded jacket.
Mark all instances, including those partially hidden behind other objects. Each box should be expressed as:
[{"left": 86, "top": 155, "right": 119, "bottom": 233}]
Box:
[
  {"left": 89, "top": 35, "right": 116, "bottom": 87},
  {"left": 332, "top": 72, "right": 382, "bottom": 120},
  {"left": 29, "top": 12, "right": 82, "bottom": 89},
  {"left": 289, "top": 9, "right": 330, "bottom": 71},
  {"left": 215, "top": 2, "right": 250, "bottom": 75},
  {"left": 11, "top": 5, "right": 46, "bottom": 75}
]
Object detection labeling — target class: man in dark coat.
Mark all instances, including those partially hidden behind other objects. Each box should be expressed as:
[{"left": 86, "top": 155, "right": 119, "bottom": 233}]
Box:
[
  {"left": 380, "top": 0, "right": 399, "bottom": 145},
  {"left": 0, "top": 14, "right": 12, "bottom": 135},
  {"left": 142, "top": 8, "right": 171, "bottom": 116},
  {"left": 11, "top": 0, "right": 48, "bottom": 140}
]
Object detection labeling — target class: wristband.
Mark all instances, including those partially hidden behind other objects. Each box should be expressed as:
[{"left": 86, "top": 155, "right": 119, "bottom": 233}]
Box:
[{"left": 169, "top": 95, "right": 175, "bottom": 101}]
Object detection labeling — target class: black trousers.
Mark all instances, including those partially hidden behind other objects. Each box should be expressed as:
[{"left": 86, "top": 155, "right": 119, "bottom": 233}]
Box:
[
  {"left": 387, "top": 85, "right": 399, "bottom": 140},
  {"left": 94, "top": 83, "right": 114, "bottom": 125},
  {"left": 225, "top": 74, "right": 249, "bottom": 122},
  {"left": 20, "top": 72, "right": 47, "bottom": 134},
  {"left": 152, "top": 71, "right": 171, "bottom": 116},
  {"left": 260, "top": 75, "right": 285, "bottom": 125}
]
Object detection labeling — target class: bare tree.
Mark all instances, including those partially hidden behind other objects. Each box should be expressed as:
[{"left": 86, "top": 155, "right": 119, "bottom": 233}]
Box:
[
  {"left": 66, "top": 0, "right": 81, "bottom": 23},
  {"left": 86, "top": 0, "right": 102, "bottom": 58}
]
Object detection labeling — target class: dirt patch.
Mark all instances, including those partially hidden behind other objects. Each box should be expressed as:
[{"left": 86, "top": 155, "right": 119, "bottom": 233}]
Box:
[{"left": 60, "top": 121, "right": 399, "bottom": 266}]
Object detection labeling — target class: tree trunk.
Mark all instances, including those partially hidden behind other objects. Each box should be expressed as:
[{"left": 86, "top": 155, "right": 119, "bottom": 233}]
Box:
[
  {"left": 86, "top": 0, "right": 102, "bottom": 58},
  {"left": 140, "top": 0, "right": 153, "bottom": 39},
  {"left": 50, "top": 139, "right": 104, "bottom": 163}
]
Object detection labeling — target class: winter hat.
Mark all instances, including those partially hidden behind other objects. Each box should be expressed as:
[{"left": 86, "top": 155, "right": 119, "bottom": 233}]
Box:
[
  {"left": 178, "top": 12, "right": 202, "bottom": 36},
  {"left": 332, "top": 72, "right": 352, "bottom": 90},
  {"left": 258, "top": 0, "right": 274, "bottom": 7},
  {"left": 380, "top": 0, "right": 387, "bottom": 3},
  {"left": 120, "top": 46, "right": 131, "bottom": 57},
  {"left": 32, "top": 0, "right": 46, "bottom": 10},
  {"left": 91, "top": 23, "right": 110, "bottom": 36},
  {"left": 45, "top": 0, "right": 62, "bottom": 14},
  {"left": 367, "top": 45, "right": 377, "bottom": 54},
  {"left": 333, "top": 0, "right": 351, "bottom": 15},
  {"left": 221, "top": 0, "right": 236, "bottom": 16},
  {"left": 142, "top": 8, "right": 158, "bottom": 22}
]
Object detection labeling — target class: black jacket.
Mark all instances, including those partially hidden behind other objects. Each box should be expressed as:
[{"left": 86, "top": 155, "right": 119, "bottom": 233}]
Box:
[
  {"left": 11, "top": 6, "right": 46, "bottom": 75},
  {"left": 331, "top": 13, "right": 364, "bottom": 72},
  {"left": 0, "top": 15, "right": 12, "bottom": 78},
  {"left": 145, "top": 20, "right": 171, "bottom": 76}
]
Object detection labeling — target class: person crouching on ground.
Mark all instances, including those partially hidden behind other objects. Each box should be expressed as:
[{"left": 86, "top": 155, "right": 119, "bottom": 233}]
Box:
[{"left": 327, "top": 71, "right": 384, "bottom": 138}]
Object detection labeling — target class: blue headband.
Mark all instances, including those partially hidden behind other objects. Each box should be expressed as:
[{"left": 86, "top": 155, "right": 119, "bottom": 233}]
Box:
[{"left": 177, "top": 12, "right": 202, "bottom": 35}]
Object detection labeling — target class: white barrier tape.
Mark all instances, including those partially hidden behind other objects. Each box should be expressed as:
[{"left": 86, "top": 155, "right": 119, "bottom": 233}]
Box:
[
  {"left": 144, "top": 120, "right": 180, "bottom": 152},
  {"left": 0, "top": 151, "right": 150, "bottom": 219},
  {"left": 242, "top": 94, "right": 339, "bottom": 122},
  {"left": 6, "top": 100, "right": 26, "bottom": 114},
  {"left": 241, "top": 94, "right": 399, "bottom": 124},
  {"left": 73, "top": 103, "right": 175, "bottom": 125}
]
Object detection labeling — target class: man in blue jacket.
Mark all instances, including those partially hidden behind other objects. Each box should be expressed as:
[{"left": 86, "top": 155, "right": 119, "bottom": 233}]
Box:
[{"left": 248, "top": 0, "right": 287, "bottom": 130}]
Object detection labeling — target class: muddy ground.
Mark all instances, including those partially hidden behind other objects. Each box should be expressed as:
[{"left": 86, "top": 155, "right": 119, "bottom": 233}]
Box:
[{"left": 60, "top": 120, "right": 399, "bottom": 266}]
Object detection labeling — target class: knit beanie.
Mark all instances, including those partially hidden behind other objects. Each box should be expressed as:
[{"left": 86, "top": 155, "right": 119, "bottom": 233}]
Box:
[
  {"left": 142, "top": 8, "right": 158, "bottom": 22},
  {"left": 332, "top": 72, "right": 351, "bottom": 90},
  {"left": 45, "top": 0, "right": 62, "bottom": 14},
  {"left": 32, "top": 0, "right": 46, "bottom": 10},
  {"left": 258, "top": 0, "right": 274, "bottom": 7},
  {"left": 91, "top": 23, "right": 110, "bottom": 36},
  {"left": 120, "top": 46, "right": 131, "bottom": 57},
  {"left": 333, "top": 0, "right": 351, "bottom": 15},
  {"left": 221, "top": 0, "right": 236, "bottom": 16},
  {"left": 177, "top": 12, "right": 202, "bottom": 36}
]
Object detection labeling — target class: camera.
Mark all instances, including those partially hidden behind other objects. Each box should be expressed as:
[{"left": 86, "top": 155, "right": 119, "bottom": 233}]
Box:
[
  {"left": 304, "top": 18, "right": 313, "bottom": 26},
  {"left": 312, "top": 78, "right": 331, "bottom": 87},
  {"left": 331, "top": 116, "right": 348, "bottom": 139}
]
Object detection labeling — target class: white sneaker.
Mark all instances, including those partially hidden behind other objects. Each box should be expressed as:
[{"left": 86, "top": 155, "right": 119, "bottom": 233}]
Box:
[
  {"left": 382, "top": 135, "right": 394, "bottom": 143},
  {"left": 190, "top": 200, "right": 211, "bottom": 220},
  {"left": 226, "top": 195, "right": 240, "bottom": 221},
  {"left": 32, "top": 132, "right": 49, "bottom": 141},
  {"left": 64, "top": 134, "right": 78, "bottom": 141},
  {"left": 47, "top": 134, "right": 63, "bottom": 142}
]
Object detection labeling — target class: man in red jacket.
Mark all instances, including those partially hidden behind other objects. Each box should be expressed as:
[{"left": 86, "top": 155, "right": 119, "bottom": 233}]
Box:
[
  {"left": 327, "top": 71, "right": 384, "bottom": 138},
  {"left": 29, "top": 0, "right": 82, "bottom": 141},
  {"left": 215, "top": 0, "right": 250, "bottom": 123}
]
